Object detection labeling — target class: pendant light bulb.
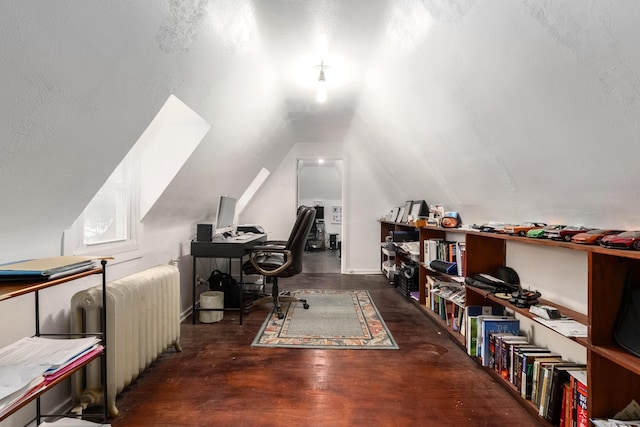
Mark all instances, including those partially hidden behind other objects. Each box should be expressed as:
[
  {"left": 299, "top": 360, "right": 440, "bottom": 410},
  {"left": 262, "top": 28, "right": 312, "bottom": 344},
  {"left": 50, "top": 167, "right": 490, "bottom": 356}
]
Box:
[{"left": 316, "top": 68, "right": 327, "bottom": 103}]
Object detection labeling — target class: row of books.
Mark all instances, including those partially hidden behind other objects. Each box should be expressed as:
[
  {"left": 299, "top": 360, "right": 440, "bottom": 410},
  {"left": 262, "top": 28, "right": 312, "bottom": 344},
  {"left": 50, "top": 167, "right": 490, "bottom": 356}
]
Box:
[
  {"left": 424, "top": 281, "right": 594, "bottom": 426},
  {"left": 468, "top": 310, "right": 588, "bottom": 426},
  {"left": 427, "top": 275, "right": 466, "bottom": 331}
]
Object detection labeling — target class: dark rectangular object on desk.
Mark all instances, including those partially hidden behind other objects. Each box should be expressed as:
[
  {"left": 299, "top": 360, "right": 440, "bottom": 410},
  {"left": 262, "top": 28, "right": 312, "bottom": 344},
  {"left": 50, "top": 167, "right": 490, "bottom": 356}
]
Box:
[
  {"left": 197, "top": 224, "right": 213, "bottom": 242},
  {"left": 191, "top": 234, "right": 268, "bottom": 257},
  {"left": 391, "top": 230, "right": 418, "bottom": 242}
]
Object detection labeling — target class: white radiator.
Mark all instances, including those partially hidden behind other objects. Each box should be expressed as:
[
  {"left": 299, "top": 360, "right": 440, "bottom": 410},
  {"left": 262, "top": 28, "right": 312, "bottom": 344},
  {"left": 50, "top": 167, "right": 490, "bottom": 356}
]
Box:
[{"left": 70, "top": 263, "right": 182, "bottom": 417}]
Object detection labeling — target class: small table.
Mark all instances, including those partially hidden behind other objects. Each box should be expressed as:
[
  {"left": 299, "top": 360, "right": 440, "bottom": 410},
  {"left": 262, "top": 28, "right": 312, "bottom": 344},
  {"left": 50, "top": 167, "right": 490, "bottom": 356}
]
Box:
[{"left": 191, "top": 234, "right": 267, "bottom": 325}]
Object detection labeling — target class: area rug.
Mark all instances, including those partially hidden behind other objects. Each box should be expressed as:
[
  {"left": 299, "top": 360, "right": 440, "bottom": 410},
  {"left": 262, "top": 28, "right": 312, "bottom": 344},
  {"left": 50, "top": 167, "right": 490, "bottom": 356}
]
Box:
[{"left": 251, "top": 289, "right": 399, "bottom": 349}]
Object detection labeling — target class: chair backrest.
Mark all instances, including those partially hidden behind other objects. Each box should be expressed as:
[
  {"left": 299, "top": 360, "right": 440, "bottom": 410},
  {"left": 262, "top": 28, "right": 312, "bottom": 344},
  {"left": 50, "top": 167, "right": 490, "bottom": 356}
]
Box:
[{"left": 285, "top": 206, "right": 316, "bottom": 275}]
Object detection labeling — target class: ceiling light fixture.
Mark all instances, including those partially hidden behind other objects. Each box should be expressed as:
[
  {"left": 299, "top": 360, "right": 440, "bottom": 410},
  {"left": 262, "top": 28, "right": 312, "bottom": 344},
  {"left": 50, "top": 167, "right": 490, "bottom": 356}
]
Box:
[{"left": 315, "top": 63, "right": 330, "bottom": 103}]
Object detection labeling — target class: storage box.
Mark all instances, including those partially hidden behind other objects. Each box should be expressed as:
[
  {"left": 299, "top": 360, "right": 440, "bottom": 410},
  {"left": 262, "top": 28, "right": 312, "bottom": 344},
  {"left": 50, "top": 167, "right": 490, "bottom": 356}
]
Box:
[{"left": 395, "top": 263, "right": 419, "bottom": 297}]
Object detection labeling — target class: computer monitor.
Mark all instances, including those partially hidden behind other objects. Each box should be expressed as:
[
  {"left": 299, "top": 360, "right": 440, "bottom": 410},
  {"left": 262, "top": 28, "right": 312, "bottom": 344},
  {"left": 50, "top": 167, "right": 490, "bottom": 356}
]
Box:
[{"left": 215, "top": 195, "right": 237, "bottom": 235}]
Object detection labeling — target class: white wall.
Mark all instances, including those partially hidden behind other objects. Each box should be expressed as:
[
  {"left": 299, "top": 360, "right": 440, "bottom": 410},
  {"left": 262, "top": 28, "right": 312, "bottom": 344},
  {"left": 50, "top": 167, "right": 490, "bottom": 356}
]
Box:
[{"left": 240, "top": 143, "right": 344, "bottom": 237}]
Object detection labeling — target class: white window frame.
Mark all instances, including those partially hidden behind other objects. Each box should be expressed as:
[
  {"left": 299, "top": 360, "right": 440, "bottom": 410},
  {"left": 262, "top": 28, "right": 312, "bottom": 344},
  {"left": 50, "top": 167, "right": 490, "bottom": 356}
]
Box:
[{"left": 67, "top": 156, "right": 141, "bottom": 260}]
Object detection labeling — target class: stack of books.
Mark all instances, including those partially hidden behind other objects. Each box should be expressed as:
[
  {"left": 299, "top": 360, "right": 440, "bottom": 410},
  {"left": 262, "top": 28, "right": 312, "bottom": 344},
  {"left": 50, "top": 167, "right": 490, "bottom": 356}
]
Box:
[{"left": 0, "top": 257, "right": 98, "bottom": 281}]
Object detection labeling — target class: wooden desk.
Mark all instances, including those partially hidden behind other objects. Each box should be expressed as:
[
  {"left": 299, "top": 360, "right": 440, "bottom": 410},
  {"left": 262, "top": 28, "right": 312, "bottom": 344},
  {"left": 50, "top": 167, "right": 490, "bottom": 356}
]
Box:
[{"left": 191, "top": 234, "right": 267, "bottom": 325}]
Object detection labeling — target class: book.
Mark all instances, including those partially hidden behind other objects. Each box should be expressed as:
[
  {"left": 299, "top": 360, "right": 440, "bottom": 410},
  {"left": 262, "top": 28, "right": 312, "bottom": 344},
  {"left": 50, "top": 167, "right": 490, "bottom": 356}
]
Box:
[
  {"left": 521, "top": 352, "right": 560, "bottom": 400},
  {"left": 532, "top": 358, "right": 563, "bottom": 408},
  {"left": 544, "top": 364, "right": 587, "bottom": 424},
  {"left": 560, "top": 382, "right": 571, "bottom": 427},
  {"left": 537, "top": 363, "right": 554, "bottom": 417},
  {"left": 569, "top": 370, "right": 588, "bottom": 427},
  {"left": 480, "top": 318, "right": 520, "bottom": 366},
  {"left": 508, "top": 343, "right": 538, "bottom": 385},
  {"left": 489, "top": 332, "right": 517, "bottom": 372},
  {"left": 513, "top": 347, "right": 550, "bottom": 390},
  {"left": 425, "top": 239, "right": 441, "bottom": 263},
  {"left": 464, "top": 306, "right": 504, "bottom": 356},
  {"left": 499, "top": 336, "right": 529, "bottom": 380},
  {"left": 476, "top": 314, "right": 510, "bottom": 358},
  {"left": 538, "top": 361, "right": 577, "bottom": 419}
]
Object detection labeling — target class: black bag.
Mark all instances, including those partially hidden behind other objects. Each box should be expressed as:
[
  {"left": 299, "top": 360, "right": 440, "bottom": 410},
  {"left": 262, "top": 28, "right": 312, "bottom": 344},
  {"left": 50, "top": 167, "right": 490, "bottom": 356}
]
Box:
[
  {"left": 465, "top": 266, "right": 520, "bottom": 294},
  {"left": 207, "top": 269, "right": 241, "bottom": 308},
  {"left": 615, "top": 265, "right": 640, "bottom": 357}
]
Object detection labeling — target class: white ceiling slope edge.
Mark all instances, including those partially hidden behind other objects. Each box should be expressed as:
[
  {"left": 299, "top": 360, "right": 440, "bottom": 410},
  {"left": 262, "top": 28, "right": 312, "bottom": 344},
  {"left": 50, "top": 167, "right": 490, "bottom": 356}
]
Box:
[{"left": 1, "top": 1, "right": 640, "bottom": 266}]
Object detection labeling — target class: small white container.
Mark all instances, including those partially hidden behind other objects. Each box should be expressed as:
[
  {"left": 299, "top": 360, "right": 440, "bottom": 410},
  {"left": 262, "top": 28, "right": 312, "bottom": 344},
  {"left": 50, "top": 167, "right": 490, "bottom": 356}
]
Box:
[{"left": 199, "top": 291, "right": 224, "bottom": 323}]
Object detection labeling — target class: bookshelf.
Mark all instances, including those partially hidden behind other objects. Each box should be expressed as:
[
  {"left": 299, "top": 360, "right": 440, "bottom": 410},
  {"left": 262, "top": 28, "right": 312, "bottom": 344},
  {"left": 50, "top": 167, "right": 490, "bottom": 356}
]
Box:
[
  {"left": 0, "top": 260, "right": 108, "bottom": 424},
  {"left": 379, "top": 221, "right": 418, "bottom": 279},
  {"left": 379, "top": 221, "right": 640, "bottom": 423}
]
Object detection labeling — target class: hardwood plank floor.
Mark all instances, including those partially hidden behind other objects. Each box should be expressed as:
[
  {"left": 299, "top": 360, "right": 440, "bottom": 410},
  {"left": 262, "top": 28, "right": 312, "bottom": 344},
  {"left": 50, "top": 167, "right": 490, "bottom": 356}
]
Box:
[{"left": 111, "top": 266, "right": 542, "bottom": 426}]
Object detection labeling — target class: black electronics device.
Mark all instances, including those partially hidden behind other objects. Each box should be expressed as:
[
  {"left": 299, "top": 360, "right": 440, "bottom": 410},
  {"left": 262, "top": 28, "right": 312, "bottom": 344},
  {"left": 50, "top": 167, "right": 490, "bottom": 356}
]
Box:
[
  {"left": 465, "top": 271, "right": 520, "bottom": 293},
  {"left": 197, "top": 224, "right": 213, "bottom": 242},
  {"left": 237, "top": 224, "right": 265, "bottom": 234},
  {"left": 395, "top": 262, "right": 418, "bottom": 297},
  {"left": 429, "top": 260, "right": 458, "bottom": 275},
  {"left": 391, "top": 230, "right": 419, "bottom": 242},
  {"left": 509, "top": 289, "right": 541, "bottom": 308}
]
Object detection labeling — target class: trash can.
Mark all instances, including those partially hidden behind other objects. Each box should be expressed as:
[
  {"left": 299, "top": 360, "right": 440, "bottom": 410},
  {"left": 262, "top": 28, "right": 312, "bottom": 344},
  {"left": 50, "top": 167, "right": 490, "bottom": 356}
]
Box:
[{"left": 199, "top": 291, "right": 224, "bottom": 323}]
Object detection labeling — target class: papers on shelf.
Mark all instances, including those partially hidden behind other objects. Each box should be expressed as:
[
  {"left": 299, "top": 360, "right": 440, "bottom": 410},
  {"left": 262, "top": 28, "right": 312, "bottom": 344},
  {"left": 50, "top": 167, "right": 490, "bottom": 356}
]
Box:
[
  {"left": 615, "top": 399, "right": 640, "bottom": 421},
  {"left": 0, "top": 365, "right": 47, "bottom": 413},
  {"left": 0, "top": 336, "right": 102, "bottom": 415},
  {"left": 0, "top": 256, "right": 99, "bottom": 281},
  {"left": 533, "top": 317, "right": 588, "bottom": 337},
  {"left": 0, "top": 336, "right": 101, "bottom": 368}
]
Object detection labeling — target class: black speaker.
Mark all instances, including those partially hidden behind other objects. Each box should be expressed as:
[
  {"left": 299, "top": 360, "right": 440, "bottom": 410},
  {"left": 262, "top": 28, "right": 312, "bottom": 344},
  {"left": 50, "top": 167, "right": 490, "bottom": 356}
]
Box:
[{"left": 197, "top": 224, "right": 213, "bottom": 242}]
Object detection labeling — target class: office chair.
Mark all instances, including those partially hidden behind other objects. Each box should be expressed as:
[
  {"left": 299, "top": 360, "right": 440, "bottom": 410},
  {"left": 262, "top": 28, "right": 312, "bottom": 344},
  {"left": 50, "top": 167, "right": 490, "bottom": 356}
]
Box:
[{"left": 242, "top": 206, "right": 316, "bottom": 319}]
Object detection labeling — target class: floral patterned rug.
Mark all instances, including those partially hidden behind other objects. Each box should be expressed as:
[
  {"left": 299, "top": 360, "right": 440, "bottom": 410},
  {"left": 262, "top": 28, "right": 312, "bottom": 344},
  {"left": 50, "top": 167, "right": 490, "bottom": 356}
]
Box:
[{"left": 251, "top": 289, "right": 399, "bottom": 349}]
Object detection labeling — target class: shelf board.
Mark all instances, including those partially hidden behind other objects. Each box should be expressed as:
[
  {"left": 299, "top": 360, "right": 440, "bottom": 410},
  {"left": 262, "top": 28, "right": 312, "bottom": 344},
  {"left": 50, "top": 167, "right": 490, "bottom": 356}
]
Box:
[
  {"left": 379, "top": 220, "right": 418, "bottom": 227},
  {"left": 421, "top": 227, "right": 640, "bottom": 260},
  {"left": 481, "top": 364, "right": 554, "bottom": 427},
  {"left": 590, "top": 344, "right": 640, "bottom": 376},
  {"left": 0, "top": 349, "right": 104, "bottom": 421},
  {"left": 0, "top": 268, "right": 103, "bottom": 302},
  {"left": 414, "top": 302, "right": 466, "bottom": 349},
  {"left": 414, "top": 297, "right": 554, "bottom": 426},
  {"left": 465, "top": 285, "right": 588, "bottom": 346}
]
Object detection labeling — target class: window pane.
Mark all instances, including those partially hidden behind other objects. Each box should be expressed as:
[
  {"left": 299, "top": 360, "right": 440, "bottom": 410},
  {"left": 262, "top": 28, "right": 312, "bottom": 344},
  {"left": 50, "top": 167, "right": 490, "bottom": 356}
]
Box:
[{"left": 84, "top": 186, "right": 128, "bottom": 245}]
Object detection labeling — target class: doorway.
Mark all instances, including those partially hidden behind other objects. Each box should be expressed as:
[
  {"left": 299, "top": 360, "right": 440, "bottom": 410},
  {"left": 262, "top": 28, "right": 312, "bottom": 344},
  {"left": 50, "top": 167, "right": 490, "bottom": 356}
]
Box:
[{"left": 297, "top": 159, "right": 343, "bottom": 273}]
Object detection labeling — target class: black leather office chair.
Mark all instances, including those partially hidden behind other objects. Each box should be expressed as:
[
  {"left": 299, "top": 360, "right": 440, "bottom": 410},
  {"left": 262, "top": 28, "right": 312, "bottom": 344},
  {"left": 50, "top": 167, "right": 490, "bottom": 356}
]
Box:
[{"left": 242, "top": 206, "right": 316, "bottom": 319}]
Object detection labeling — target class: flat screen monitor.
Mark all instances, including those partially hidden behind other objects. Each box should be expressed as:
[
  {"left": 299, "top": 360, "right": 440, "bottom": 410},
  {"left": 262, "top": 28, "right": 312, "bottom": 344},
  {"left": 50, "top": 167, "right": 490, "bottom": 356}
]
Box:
[{"left": 215, "top": 195, "right": 237, "bottom": 235}]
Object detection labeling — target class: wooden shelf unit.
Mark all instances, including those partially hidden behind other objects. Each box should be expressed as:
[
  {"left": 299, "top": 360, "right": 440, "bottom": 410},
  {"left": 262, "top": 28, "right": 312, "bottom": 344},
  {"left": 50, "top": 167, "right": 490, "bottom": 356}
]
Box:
[
  {"left": 0, "top": 261, "right": 108, "bottom": 424},
  {"left": 380, "top": 221, "right": 640, "bottom": 422},
  {"left": 379, "top": 220, "right": 419, "bottom": 276}
]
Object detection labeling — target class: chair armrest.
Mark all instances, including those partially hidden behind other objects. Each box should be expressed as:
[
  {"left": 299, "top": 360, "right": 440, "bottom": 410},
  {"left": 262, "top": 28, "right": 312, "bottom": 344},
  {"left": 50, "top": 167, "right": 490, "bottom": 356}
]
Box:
[
  {"left": 251, "top": 244, "right": 286, "bottom": 252},
  {"left": 249, "top": 247, "right": 293, "bottom": 276}
]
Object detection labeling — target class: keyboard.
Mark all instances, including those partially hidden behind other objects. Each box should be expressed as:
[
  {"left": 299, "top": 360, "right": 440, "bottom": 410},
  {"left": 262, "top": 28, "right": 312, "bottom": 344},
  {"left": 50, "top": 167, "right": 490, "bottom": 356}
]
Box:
[{"left": 233, "top": 233, "right": 255, "bottom": 241}]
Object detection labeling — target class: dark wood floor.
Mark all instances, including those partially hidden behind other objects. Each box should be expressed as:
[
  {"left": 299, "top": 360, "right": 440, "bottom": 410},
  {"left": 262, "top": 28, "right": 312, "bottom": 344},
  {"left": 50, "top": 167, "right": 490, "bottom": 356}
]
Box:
[{"left": 110, "top": 252, "right": 542, "bottom": 426}]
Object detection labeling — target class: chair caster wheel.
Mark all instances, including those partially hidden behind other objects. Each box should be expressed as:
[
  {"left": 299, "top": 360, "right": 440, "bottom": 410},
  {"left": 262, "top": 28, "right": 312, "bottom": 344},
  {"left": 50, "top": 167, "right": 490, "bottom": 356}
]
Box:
[
  {"left": 277, "top": 312, "right": 285, "bottom": 319},
  {"left": 303, "top": 303, "right": 309, "bottom": 309}
]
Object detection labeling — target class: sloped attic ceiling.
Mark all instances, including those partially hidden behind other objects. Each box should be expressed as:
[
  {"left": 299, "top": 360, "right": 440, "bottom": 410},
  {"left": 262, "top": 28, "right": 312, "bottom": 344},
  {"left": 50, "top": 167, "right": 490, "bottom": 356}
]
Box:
[{"left": 2, "top": 0, "right": 640, "bottom": 260}]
